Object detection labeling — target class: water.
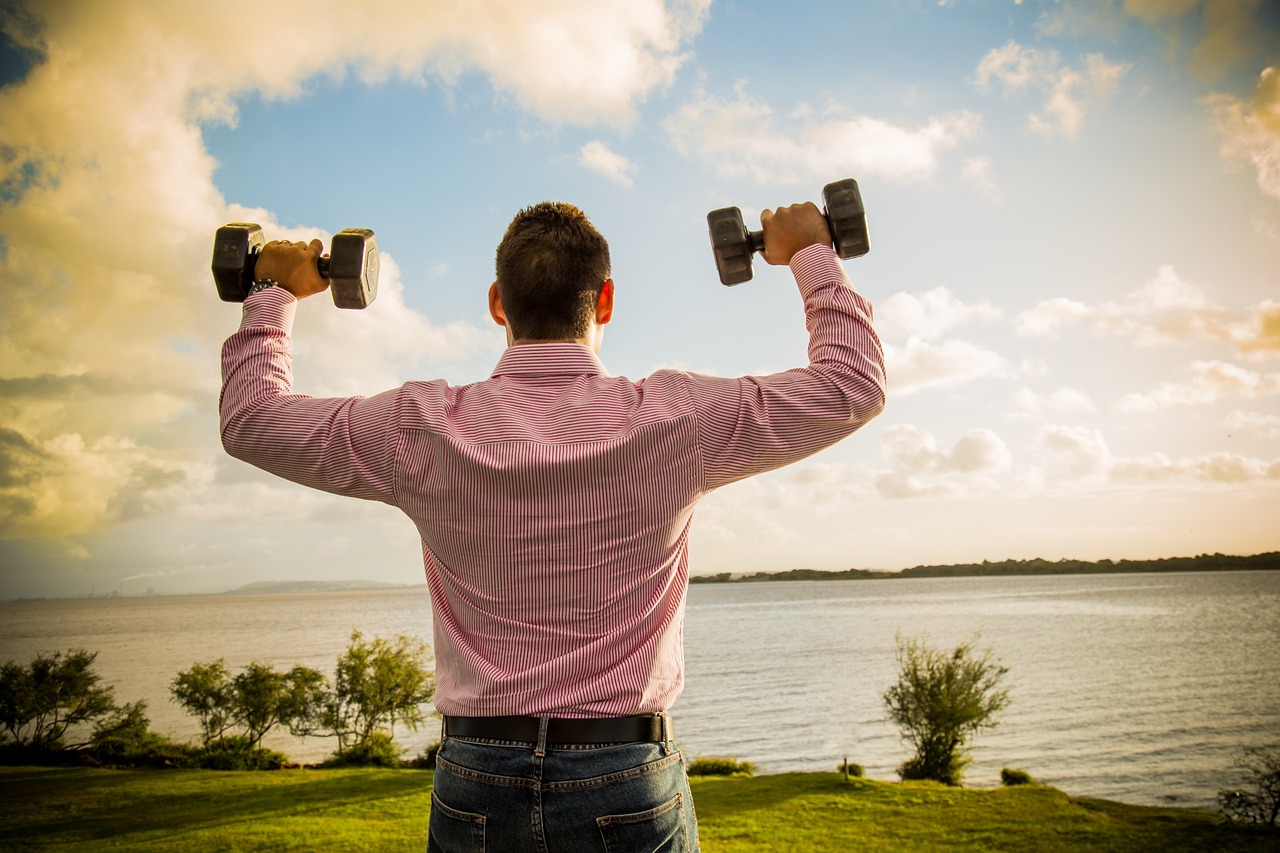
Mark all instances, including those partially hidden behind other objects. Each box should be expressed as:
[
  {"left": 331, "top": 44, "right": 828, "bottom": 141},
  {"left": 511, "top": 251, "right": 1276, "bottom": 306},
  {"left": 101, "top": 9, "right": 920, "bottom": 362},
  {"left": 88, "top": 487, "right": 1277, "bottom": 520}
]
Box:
[{"left": 2, "top": 571, "right": 1276, "bottom": 810}]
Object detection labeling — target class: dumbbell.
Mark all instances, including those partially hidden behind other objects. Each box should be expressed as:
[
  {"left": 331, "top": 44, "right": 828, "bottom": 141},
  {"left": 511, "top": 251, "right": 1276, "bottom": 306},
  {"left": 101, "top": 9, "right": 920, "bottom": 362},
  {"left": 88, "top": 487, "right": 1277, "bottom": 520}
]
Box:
[
  {"left": 211, "top": 223, "right": 380, "bottom": 309},
  {"left": 707, "top": 178, "right": 869, "bottom": 286}
]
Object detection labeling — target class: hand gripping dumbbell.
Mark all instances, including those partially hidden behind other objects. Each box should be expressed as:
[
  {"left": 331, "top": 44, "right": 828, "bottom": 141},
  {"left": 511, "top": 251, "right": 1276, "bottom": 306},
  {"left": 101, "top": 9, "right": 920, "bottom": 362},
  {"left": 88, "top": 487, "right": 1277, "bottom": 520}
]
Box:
[
  {"left": 211, "top": 223, "right": 380, "bottom": 309},
  {"left": 706, "top": 178, "right": 869, "bottom": 286}
]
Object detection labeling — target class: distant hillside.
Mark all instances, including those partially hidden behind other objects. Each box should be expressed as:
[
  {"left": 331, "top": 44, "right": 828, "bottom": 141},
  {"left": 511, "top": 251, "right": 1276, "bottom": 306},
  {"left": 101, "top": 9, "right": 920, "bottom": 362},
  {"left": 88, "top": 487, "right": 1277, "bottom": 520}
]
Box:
[
  {"left": 223, "top": 579, "right": 420, "bottom": 595},
  {"left": 690, "top": 551, "right": 1280, "bottom": 584}
]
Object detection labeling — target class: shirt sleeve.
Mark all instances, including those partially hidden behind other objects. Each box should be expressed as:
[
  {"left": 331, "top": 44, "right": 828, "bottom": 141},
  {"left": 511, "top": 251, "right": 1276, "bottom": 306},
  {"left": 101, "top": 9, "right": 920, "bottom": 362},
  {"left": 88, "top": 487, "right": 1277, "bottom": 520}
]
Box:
[
  {"left": 689, "top": 243, "right": 887, "bottom": 491},
  {"left": 218, "top": 288, "right": 400, "bottom": 504}
]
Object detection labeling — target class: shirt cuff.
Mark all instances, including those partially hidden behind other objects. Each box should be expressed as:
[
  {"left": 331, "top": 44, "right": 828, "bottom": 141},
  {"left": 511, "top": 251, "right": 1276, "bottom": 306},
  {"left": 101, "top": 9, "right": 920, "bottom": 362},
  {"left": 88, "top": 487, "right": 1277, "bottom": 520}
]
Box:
[
  {"left": 790, "top": 243, "right": 845, "bottom": 296},
  {"left": 241, "top": 286, "right": 298, "bottom": 334}
]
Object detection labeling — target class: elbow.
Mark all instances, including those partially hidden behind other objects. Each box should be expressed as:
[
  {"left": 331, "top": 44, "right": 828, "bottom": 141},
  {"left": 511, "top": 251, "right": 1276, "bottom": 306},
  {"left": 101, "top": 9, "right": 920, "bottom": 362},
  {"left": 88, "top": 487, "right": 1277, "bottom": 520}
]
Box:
[{"left": 219, "top": 403, "right": 253, "bottom": 462}]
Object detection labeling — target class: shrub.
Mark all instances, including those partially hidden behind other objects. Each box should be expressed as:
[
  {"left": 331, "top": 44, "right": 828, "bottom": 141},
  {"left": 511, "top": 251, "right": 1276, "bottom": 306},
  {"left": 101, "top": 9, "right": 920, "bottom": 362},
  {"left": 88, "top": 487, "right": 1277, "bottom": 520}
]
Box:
[
  {"left": 323, "top": 731, "right": 404, "bottom": 768},
  {"left": 687, "top": 755, "right": 755, "bottom": 777},
  {"left": 1219, "top": 745, "right": 1280, "bottom": 827},
  {"left": 883, "top": 634, "right": 1010, "bottom": 787},
  {"left": 197, "top": 736, "right": 288, "bottom": 771},
  {"left": 838, "top": 758, "right": 864, "bottom": 779},
  {"left": 1001, "top": 767, "right": 1035, "bottom": 787},
  {"left": 406, "top": 742, "right": 441, "bottom": 769}
]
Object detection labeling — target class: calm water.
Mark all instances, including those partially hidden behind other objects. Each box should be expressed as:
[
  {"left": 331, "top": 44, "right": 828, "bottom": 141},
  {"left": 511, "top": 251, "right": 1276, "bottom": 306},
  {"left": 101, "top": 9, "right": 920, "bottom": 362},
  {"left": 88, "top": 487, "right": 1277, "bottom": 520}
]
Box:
[{"left": 1, "top": 571, "right": 1276, "bottom": 810}]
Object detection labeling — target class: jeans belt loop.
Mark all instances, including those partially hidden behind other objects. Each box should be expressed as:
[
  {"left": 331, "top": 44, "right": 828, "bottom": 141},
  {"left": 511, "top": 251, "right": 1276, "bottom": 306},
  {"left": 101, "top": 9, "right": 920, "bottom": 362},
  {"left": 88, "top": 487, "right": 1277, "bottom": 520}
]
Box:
[{"left": 535, "top": 716, "right": 550, "bottom": 758}]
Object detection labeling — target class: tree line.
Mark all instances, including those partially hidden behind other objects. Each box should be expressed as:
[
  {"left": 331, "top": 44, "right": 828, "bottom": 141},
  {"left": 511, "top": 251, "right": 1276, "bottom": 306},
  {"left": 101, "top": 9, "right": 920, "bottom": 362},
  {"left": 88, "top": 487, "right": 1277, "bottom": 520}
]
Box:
[
  {"left": 0, "top": 630, "right": 434, "bottom": 770},
  {"left": 691, "top": 551, "right": 1280, "bottom": 584}
]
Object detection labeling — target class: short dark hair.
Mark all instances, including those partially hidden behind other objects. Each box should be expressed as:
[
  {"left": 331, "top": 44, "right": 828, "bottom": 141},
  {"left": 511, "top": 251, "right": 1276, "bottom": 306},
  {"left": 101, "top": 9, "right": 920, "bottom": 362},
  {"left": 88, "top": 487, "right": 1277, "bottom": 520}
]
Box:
[{"left": 495, "top": 202, "right": 611, "bottom": 341}]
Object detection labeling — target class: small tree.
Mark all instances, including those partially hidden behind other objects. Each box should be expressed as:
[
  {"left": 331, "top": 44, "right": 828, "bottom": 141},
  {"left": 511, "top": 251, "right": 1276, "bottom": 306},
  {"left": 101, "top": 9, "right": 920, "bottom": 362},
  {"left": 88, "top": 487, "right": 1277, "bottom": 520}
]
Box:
[
  {"left": 1219, "top": 745, "right": 1280, "bottom": 826},
  {"left": 882, "top": 634, "right": 1010, "bottom": 786},
  {"left": 171, "top": 660, "right": 235, "bottom": 750},
  {"left": 321, "top": 630, "right": 435, "bottom": 755},
  {"left": 171, "top": 660, "right": 326, "bottom": 756},
  {"left": 0, "top": 649, "right": 123, "bottom": 750}
]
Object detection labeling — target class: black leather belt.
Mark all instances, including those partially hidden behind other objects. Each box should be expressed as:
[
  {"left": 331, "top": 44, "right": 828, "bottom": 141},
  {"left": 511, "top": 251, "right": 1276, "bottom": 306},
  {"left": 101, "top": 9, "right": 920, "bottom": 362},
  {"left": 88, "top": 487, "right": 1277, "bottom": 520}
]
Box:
[{"left": 443, "top": 713, "right": 665, "bottom": 745}]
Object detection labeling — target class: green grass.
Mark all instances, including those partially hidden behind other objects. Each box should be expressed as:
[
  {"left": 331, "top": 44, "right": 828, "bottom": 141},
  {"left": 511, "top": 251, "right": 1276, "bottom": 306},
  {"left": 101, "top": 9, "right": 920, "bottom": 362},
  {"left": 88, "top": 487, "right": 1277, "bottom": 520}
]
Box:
[{"left": 2, "top": 766, "right": 1277, "bottom": 852}]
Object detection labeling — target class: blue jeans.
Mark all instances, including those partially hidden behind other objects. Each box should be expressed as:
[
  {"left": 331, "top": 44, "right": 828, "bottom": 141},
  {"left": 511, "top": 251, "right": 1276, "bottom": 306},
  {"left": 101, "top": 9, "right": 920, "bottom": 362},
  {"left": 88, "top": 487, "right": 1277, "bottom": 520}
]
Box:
[{"left": 428, "top": 715, "right": 700, "bottom": 852}]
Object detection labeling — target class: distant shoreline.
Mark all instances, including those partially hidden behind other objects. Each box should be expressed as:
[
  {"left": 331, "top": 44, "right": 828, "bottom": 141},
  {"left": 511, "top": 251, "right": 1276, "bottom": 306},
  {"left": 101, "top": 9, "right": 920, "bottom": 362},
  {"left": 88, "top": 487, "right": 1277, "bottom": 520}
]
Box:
[
  {"left": 6, "top": 552, "right": 1277, "bottom": 602},
  {"left": 689, "top": 551, "right": 1280, "bottom": 584}
]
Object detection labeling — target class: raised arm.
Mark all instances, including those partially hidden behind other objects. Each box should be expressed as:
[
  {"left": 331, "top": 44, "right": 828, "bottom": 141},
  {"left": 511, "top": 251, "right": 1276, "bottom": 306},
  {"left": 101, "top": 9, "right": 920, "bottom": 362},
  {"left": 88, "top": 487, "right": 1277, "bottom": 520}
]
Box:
[
  {"left": 692, "top": 202, "right": 887, "bottom": 490},
  {"left": 218, "top": 241, "right": 400, "bottom": 504}
]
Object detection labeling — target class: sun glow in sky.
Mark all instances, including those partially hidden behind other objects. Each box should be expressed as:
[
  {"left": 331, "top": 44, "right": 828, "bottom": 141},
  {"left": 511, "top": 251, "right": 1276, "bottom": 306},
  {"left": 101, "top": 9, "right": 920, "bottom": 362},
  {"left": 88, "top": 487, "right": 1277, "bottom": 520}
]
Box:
[{"left": 1, "top": 1, "right": 1277, "bottom": 598}]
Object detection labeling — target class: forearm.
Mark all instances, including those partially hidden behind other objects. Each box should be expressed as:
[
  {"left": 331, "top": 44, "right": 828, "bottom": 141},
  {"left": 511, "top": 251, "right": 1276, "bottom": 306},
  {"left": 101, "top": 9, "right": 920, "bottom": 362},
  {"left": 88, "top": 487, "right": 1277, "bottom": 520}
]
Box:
[{"left": 792, "top": 244, "right": 887, "bottom": 424}]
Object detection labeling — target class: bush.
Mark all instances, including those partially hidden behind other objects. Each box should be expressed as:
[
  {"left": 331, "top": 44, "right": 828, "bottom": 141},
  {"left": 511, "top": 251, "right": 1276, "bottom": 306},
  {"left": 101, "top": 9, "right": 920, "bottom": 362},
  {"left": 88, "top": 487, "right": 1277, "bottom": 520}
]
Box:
[
  {"left": 838, "top": 758, "right": 864, "bottom": 779},
  {"left": 197, "top": 736, "right": 288, "bottom": 771},
  {"left": 1001, "top": 767, "right": 1035, "bottom": 787},
  {"left": 883, "top": 634, "right": 1010, "bottom": 787},
  {"left": 406, "top": 742, "right": 441, "bottom": 769},
  {"left": 687, "top": 755, "right": 755, "bottom": 777},
  {"left": 1219, "top": 745, "right": 1280, "bottom": 827},
  {"left": 323, "top": 731, "right": 404, "bottom": 768}
]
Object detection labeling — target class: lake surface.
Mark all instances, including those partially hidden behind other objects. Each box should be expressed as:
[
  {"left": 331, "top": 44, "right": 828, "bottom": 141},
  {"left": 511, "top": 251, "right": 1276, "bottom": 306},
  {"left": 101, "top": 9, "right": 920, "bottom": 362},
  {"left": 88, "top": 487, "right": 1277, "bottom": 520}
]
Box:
[{"left": 2, "top": 571, "right": 1276, "bottom": 810}]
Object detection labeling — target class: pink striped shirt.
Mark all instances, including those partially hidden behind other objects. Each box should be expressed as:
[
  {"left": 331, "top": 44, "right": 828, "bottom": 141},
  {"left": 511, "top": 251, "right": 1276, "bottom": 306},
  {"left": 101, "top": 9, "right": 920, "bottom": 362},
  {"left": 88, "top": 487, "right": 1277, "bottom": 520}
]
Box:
[{"left": 220, "top": 244, "right": 885, "bottom": 718}]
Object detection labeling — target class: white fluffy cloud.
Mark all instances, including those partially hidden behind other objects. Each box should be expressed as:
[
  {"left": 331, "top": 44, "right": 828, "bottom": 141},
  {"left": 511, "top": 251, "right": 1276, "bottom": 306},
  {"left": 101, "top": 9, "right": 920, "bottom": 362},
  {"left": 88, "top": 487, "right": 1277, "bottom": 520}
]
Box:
[
  {"left": 578, "top": 141, "right": 639, "bottom": 186},
  {"left": 875, "top": 425, "right": 1012, "bottom": 499},
  {"left": 974, "top": 40, "right": 1128, "bottom": 138},
  {"left": 1016, "top": 265, "right": 1280, "bottom": 355},
  {"left": 884, "top": 339, "right": 1008, "bottom": 396},
  {"left": 665, "top": 85, "right": 982, "bottom": 183},
  {"left": 876, "top": 287, "right": 1007, "bottom": 396},
  {"left": 0, "top": 0, "right": 707, "bottom": 542},
  {"left": 877, "top": 287, "right": 1003, "bottom": 341},
  {"left": 1118, "top": 361, "right": 1280, "bottom": 412},
  {"left": 1038, "top": 422, "right": 1280, "bottom": 486}
]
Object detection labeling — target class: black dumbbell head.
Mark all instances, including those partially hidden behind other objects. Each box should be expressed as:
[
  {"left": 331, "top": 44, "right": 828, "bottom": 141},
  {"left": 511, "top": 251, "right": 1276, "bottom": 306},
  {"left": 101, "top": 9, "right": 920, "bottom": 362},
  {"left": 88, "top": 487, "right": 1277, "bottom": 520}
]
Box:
[
  {"left": 708, "top": 207, "right": 757, "bottom": 286},
  {"left": 327, "top": 228, "right": 379, "bottom": 309},
  {"left": 823, "top": 179, "right": 870, "bottom": 259},
  {"left": 211, "top": 223, "right": 264, "bottom": 302}
]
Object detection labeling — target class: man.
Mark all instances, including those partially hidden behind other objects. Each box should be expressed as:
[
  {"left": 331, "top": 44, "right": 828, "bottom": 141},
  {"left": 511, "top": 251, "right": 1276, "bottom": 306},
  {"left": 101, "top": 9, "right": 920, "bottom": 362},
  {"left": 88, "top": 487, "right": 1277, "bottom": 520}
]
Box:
[{"left": 220, "top": 198, "right": 885, "bottom": 851}]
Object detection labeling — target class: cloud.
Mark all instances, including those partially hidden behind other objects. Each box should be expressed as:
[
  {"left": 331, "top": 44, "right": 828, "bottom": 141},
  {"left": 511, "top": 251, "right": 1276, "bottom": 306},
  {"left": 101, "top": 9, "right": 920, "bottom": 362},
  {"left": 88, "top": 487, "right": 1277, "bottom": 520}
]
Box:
[
  {"left": 875, "top": 424, "right": 1013, "bottom": 499},
  {"left": 1109, "top": 451, "right": 1280, "bottom": 484},
  {"left": 1038, "top": 424, "right": 1112, "bottom": 479},
  {"left": 1224, "top": 409, "right": 1280, "bottom": 438},
  {"left": 876, "top": 286, "right": 1003, "bottom": 341},
  {"left": 665, "top": 84, "right": 982, "bottom": 183},
  {"left": 1016, "top": 265, "right": 1280, "bottom": 355},
  {"left": 0, "top": 0, "right": 708, "bottom": 541},
  {"left": 884, "top": 338, "right": 1008, "bottom": 396},
  {"left": 1206, "top": 65, "right": 1280, "bottom": 201},
  {"left": 578, "top": 141, "right": 638, "bottom": 186},
  {"left": 974, "top": 41, "right": 1128, "bottom": 138},
  {"left": 1118, "top": 360, "right": 1280, "bottom": 412}
]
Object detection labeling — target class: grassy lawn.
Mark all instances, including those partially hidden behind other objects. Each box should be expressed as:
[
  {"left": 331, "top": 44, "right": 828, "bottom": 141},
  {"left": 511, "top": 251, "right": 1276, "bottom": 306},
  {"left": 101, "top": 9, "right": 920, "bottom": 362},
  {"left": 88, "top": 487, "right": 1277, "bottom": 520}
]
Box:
[{"left": 2, "top": 766, "right": 1277, "bottom": 852}]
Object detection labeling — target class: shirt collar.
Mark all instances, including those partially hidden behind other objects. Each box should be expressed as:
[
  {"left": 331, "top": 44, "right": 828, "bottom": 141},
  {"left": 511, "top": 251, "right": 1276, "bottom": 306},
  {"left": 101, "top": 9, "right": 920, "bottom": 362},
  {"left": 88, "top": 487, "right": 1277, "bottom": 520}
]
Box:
[{"left": 490, "top": 343, "right": 611, "bottom": 378}]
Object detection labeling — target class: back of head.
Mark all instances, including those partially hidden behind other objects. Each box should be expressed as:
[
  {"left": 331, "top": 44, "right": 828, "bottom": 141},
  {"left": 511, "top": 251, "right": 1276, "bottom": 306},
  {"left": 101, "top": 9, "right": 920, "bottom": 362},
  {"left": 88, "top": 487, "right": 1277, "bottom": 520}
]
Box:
[{"left": 495, "top": 202, "right": 611, "bottom": 341}]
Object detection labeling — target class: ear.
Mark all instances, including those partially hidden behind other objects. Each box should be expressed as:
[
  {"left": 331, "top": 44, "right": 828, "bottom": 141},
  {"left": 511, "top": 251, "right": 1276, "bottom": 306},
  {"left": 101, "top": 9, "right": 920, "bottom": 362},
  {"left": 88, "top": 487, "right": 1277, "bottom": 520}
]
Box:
[
  {"left": 596, "top": 279, "right": 614, "bottom": 325},
  {"left": 488, "top": 282, "right": 507, "bottom": 327}
]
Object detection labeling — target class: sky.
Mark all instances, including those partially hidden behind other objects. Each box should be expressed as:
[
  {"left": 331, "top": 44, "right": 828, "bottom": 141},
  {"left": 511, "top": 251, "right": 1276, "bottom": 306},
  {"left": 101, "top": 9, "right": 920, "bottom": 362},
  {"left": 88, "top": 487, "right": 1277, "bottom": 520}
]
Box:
[{"left": 0, "top": 0, "right": 1277, "bottom": 599}]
